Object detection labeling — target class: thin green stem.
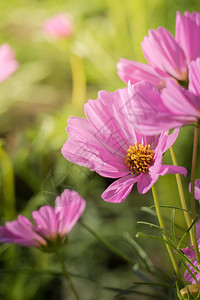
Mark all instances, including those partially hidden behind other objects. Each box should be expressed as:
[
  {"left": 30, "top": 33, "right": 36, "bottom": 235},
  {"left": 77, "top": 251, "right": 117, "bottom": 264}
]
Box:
[
  {"left": 55, "top": 250, "right": 80, "bottom": 300},
  {"left": 190, "top": 125, "right": 200, "bottom": 265},
  {"left": 169, "top": 146, "right": 192, "bottom": 242},
  {"left": 69, "top": 53, "right": 86, "bottom": 111},
  {"left": 151, "top": 185, "right": 181, "bottom": 281}
]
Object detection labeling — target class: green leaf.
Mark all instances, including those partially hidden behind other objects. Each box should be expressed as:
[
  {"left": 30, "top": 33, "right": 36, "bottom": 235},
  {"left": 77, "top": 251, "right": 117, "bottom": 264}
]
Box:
[
  {"left": 123, "top": 232, "right": 154, "bottom": 272},
  {"left": 79, "top": 222, "right": 135, "bottom": 265},
  {"left": 171, "top": 208, "right": 177, "bottom": 247}
]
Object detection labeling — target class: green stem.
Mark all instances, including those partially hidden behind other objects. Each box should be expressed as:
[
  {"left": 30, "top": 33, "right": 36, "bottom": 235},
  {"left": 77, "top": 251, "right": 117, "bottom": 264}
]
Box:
[
  {"left": 55, "top": 250, "right": 80, "bottom": 300},
  {"left": 169, "top": 147, "right": 192, "bottom": 241},
  {"left": 190, "top": 125, "right": 200, "bottom": 265},
  {"left": 69, "top": 53, "right": 86, "bottom": 111},
  {"left": 151, "top": 185, "right": 181, "bottom": 281}
]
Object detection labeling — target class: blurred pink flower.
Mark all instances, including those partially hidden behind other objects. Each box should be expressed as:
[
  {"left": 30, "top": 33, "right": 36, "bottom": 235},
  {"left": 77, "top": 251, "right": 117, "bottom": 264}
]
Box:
[
  {"left": 0, "top": 44, "right": 18, "bottom": 82},
  {"left": 42, "top": 13, "right": 74, "bottom": 39},
  {"left": 0, "top": 190, "right": 85, "bottom": 250},
  {"left": 189, "top": 179, "right": 200, "bottom": 202},
  {"left": 182, "top": 181, "right": 200, "bottom": 283},
  {"left": 122, "top": 58, "right": 200, "bottom": 135},
  {"left": 117, "top": 11, "right": 200, "bottom": 87},
  {"left": 182, "top": 240, "right": 200, "bottom": 284},
  {"left": 61, "top": 86, "right": 187, "bottom": 203}
]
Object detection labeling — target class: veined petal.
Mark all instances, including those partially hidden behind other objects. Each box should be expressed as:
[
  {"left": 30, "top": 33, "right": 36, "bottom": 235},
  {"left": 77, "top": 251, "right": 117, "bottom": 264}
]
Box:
[
  {"left": 126, "top": 81, "right": 181, "bottom": 134},
  {"left": 188, "top": 58, "right": 200, "bottom": 97},
  {"left": 62, "top": 117, "right": 130, "bottom": 178},
  {"left": 3, "top": 216, "right": 46, "bottom": 247},
  {"left": 142, "top": 27, "right": 187, "bottom": 80},
  {"left": 189, "top": 179, "right": 200, "bottom": 202},
  {"left": 55, "top": 190, "right": 86, "bottom": 236},
  {"left": 176, "top": 11, "right": 200, "bottom": 63},
  {"left": 137, "top": 172, "right": 159, "bottom": 194},
  {"left": 162, "top": 80, "right": 200, "bottom": 117},
  {"left": 158, "top": 165, "right": 187, "bottom": 177},
  {"left": 117, "top": 58, "right": 169, "bottom": 87},
  {"left": 32, "top": 206, "right": 60, "bottom": 241},
  {"left": 101, "top": 174, "right": 139, "bottom": 203}
]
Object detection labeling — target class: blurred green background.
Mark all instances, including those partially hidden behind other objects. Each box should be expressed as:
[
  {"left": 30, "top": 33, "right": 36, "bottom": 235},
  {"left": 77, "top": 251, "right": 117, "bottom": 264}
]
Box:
[{"left": 0, "top": 0, "right": 200, "bottom": 299}]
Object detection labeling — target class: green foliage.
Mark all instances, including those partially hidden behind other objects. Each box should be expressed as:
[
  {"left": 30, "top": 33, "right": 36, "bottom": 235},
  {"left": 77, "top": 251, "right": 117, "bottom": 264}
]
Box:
[{"left": 0, "top": 0, "right": 200, "bottom": 299}]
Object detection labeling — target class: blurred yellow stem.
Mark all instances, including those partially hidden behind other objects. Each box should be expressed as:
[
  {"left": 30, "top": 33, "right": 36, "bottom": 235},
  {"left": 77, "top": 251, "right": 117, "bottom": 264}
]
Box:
[
  {"left": 190, "top": 125, "right": 200, "bottom": 265},
  {"left": 0, "top": 144, "right": 15, "bottom": 219},
  {"left": 152, "top": 185, "right": 181, "bottom": 281},
  {"left": 169, "top": 146, "right": 192, "bottom": 242},
  {"left": 70, "top": 53, "right": 86, "bottom": 111}
]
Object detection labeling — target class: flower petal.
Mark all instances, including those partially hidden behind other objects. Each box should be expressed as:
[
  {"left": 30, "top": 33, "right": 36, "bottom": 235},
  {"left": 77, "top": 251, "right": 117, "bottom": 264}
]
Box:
[
  {"left": 101, "top": 174, "right": 139, "bottom": 203},
  {"left": 175, "top": 11, "right": 200, "bottom": 63},
  {"left": 32, "top": 206, "right": 60, "bottom": 241},
  {"left": 162, "top": 80, "right": 200, "bottom": 117},
  {"left": 0, "top": 44, "right": 19, "bottom": 82},
  {"left": 117, "top": 58, "right": 169, "bottom": 87},
  {"left": 55, "top": 189, "right": 86, "bottom": 235},
  {"left": 127, "top": 81, "right": 183, "bottom": 134},
  {"left": 188, "top": 58, "right": 200, "bottom": 97},
  {"left": 61, "top": 116, "right": 130, "bottom": 178},
  {"left": 189, "top": 179, "right": 200, "bottom": 202},
  {"left": 2, "top": 216, "right": 46, "bottom": 247},
  {"left": 142, "top": 27, "right": 187, "bottom": 80},
  {"left": 158, "top": 165, "right": 187, "bottom": 177},
  {"left": 137, "top": 173, "right": 159, "bottom": 194}
]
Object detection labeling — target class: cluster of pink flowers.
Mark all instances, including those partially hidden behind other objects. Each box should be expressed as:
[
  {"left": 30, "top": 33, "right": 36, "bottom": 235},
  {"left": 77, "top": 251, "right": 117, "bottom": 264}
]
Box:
[
  {"left": 0, "top": 189, "right": 85, "bottom": 250},
  {"left": 1, "top": 9, "right": 200, "bottom": 292},
  {"left": 61, "top": 10, "right": 200, "bottom": 286}
]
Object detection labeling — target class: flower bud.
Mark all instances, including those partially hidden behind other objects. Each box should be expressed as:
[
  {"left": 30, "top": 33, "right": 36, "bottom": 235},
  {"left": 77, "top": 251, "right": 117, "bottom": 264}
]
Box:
[{"left": 180, "top": 284, "right": 200, "bottom": 299}]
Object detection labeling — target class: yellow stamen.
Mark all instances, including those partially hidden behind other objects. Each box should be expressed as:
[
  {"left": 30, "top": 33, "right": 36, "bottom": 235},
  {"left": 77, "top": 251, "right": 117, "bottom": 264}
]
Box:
[{"left": 125, "top": 143, "right": 155, "bottom": 174}]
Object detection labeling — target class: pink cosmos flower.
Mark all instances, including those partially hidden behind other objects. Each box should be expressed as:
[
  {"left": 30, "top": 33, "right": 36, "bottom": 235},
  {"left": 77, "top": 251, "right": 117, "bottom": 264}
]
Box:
[
  {"left": 182, "top": 180, "right": 200, "bottom": 283},
  {"left": 0, "top": 189, "right": 85, "bottom": 249},
  {"left": 0, "top": 44, "right": 18, "bottom": 83},
  {"left": 42, "top": 13, "right": 74, "bottom": 39},
  {"left": 117, "top": 11, "right": 200, "bottom": 87},
  {"left": 61, "top": 86, "right": 187, "bottom": 203},
  {"left": 121, "top": 58, "right": 200, "bottom": 135},
  {"left": 189, "top": 179, "right": 200, "bottom": 202}
]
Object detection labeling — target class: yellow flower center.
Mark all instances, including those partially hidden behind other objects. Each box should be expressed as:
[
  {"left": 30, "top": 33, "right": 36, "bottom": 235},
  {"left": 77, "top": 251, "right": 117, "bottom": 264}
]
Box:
[{"left": 125, "top": 143, "right": 155, "bottom": 174}]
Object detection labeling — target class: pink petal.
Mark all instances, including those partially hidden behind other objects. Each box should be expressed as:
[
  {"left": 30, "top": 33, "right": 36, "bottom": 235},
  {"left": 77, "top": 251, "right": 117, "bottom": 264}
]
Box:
[
  {"left": 137, "top": 173, "right": 159, "bottom": 194},
  {"left": 189, "top": 179, "right": 200, "bottom": 201},
  {"left": 127, "top": 81, "right": 182, "bottom": 134},
  {"left": 0, "top": 44, "right": 19, "bottom": 83},
  {"left": 61, "top": 116, "right": 130, "bottom": 178},
  {"left": 188, "top": 58, "right": 200, "bottom": 97},
  {"left": 155, "top": 129, "right": 180, "bottom": 154},
  {"left": 55, "top": 189, "right": 86, "bottom": 235},
  {"left": 117, "top": 58, "right": 169, "bottom": 87},
  {"left": 162, "top": 80, "right": 200, "bottom": 117},
  {"left": 142, "top": 27, "right": 187, "bottom": 80},
  {"left": 42, "top": 13, "right": 74, "bottom": 39},
  {"left": 3, "top": 216, "right": 46, "bottom": 247},
  {"left": 101, "top": 174, "right": 140, "bottom": 203},
  {"left": 158, "top": 165, "right": 187, "bottom": 177},
  {"left": 32, "top": 206, "right": 60, "bottom": 241},
  {"left": 175, "top": 11, "right": 200, "bottom": 63}
]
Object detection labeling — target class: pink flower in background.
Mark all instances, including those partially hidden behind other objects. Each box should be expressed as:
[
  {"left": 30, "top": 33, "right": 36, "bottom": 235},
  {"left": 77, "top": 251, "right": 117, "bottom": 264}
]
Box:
[
  {"left": 182, "top": 181, "right": 200, "bottom": 283},
  {"left": 61, "top": 86, "right": 187, "bottom": 203},
  {"left": 117, "top": 11, "right": 200, "bottom": 87},
  {"left": 0, "top": 189, "right": 85, "bottom": 249},
  {"left": 0, "top": 44, "right": 18, "bottom": 83},
  {"left": 182, "top": 239, "right": 200, "bottom": 284},
  {"left": 42, "top": 13, "right": 74, "bottom": 39},
  {"left": 122, "top": 58, "right": 200, "bottom": 135},
  {"left": 189, "top": 179, "right": 200, "bottom": 202}
]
